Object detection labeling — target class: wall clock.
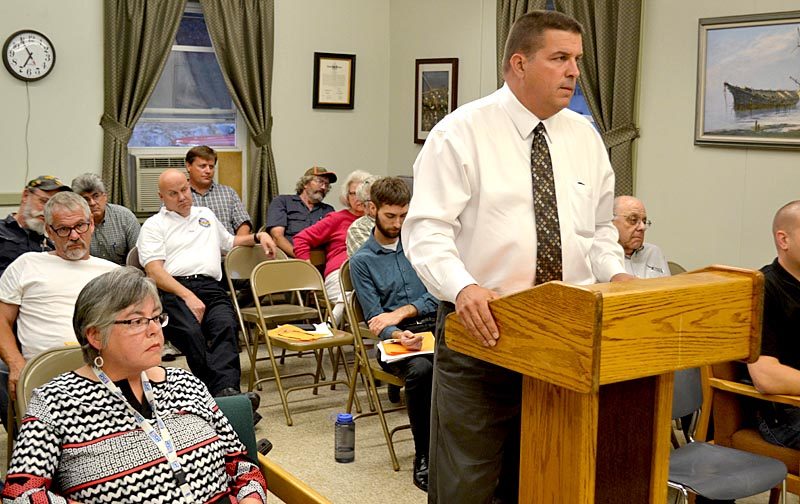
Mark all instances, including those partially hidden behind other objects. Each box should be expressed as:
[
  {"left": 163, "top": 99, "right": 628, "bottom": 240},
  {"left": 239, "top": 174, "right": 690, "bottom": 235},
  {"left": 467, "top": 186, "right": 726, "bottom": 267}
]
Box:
[{"left": 3, "top": 30, "right": 56, "bottom": 82}]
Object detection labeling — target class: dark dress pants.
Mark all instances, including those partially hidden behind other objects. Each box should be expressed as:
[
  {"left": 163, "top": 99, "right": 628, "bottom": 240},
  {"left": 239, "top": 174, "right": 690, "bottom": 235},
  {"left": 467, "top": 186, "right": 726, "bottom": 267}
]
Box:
[
  {"left": 429, "top": 303, "right": 522, "bottom": 504},
  {"left": 160, "top": 276, "right": 241, "bottom": 395},
  {"left": 379, "top": 353, "right": 433, "bottom": 458}
]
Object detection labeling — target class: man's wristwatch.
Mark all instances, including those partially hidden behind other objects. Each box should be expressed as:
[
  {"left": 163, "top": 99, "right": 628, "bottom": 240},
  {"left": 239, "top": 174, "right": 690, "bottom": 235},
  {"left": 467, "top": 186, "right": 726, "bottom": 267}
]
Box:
[{"left": 253, "top": 232, "right": 261, "bottom": 244}]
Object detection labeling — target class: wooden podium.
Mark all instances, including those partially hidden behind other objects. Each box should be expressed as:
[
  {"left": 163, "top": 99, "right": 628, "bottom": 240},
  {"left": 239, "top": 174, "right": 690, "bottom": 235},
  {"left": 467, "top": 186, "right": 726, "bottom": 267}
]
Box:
[{"left": 445, "top": 266, "right": 763, "bottom": 503}]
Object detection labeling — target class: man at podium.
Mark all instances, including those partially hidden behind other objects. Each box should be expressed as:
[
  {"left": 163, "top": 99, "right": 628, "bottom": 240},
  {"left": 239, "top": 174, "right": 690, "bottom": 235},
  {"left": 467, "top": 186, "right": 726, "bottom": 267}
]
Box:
[{"left": 403, "top": 10, "right": 631, "bottom": 504}]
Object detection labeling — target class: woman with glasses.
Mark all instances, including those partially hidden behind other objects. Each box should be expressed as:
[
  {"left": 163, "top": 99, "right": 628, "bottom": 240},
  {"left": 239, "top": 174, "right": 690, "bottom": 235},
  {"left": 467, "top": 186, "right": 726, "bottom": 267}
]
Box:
[{"left": 3, "top": 267, "right": 267, "bottom": 503}]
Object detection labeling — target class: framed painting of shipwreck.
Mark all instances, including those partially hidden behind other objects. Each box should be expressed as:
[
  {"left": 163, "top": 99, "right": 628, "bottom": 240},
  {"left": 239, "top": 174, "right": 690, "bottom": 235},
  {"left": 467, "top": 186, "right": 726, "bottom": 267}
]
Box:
[{"left": 695, "top": 11, "right": 800, "bottom": 149}]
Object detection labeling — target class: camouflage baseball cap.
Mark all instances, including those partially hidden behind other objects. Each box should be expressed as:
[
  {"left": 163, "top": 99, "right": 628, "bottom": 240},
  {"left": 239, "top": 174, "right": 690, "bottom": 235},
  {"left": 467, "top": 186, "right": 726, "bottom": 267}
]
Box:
[
  {"left": 26, "top": 175, "right": 71, "bottom": 192},
  {"left": 304, "top": 166, "right": 337, "bottom": 183}
]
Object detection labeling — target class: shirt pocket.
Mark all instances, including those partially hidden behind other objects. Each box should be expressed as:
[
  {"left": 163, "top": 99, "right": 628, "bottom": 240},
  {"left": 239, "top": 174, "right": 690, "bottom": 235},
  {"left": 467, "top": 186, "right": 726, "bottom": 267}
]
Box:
[{"left": 568, "top": 181, "right": 595, "bottom": 237}]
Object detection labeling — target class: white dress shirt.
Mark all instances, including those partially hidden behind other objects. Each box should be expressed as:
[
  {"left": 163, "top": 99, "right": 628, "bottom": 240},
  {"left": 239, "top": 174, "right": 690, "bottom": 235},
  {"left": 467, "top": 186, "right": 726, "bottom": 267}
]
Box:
[
  {"left": 402, "top": 84, "right": 626, "bottom": 303},
  {"left": 137, "top": 206, "right": 234, "bottom": 281},
  {"left": 625, "top": 242, "right": 670, "bottom": 279}
]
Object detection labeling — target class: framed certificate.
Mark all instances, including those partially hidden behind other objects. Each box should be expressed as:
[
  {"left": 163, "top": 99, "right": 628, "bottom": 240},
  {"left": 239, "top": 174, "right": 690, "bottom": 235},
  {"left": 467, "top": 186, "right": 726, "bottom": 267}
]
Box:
[{"left": 313, "top": 52, "right": 356, "bottom": 109}]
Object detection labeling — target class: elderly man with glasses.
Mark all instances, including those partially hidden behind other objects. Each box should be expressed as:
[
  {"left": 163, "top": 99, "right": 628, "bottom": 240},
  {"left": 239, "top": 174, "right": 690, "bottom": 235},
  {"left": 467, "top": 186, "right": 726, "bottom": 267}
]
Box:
[
  {"left": 71, "top": 173, "right": 140, "bottom": 265},
  {"left": 612, "top": 195, "right": 670, "bottom": 279},
  {"left": 0, "top": 191, "right": 118, "bottom": 426},
  {"left": 266, "top": 166, "right": 337, "bottom": 257}
]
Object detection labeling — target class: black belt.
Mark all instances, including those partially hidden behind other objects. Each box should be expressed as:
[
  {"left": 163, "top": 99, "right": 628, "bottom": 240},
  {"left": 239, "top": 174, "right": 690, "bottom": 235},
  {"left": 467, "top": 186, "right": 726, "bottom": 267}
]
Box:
[{"left": 174, "top": 274, "right": 213, "bottom": 282}]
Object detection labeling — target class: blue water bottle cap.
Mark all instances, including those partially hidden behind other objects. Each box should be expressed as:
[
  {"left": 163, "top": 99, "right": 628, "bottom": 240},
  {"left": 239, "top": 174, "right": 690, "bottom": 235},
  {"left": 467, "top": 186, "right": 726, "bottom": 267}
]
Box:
[{"left": 337, "top": 413, "right": 353, "bottom": 423}]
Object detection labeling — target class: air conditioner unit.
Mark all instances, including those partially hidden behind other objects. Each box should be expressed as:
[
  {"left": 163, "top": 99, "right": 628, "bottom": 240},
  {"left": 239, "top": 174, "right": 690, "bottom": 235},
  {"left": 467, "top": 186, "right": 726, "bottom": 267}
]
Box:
[{"left": 133, "top": 155, "right": 186, "bottom": 213}]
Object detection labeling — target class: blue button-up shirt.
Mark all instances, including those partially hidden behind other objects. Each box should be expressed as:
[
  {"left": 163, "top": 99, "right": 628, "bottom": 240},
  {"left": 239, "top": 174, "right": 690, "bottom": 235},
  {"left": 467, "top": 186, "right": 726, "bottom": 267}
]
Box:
[
  {"left": 349, "top": 232, "right": 439, "bottom": 340},
  {"left": 265, "top": 194, "right": 334, "bottom": 243}
]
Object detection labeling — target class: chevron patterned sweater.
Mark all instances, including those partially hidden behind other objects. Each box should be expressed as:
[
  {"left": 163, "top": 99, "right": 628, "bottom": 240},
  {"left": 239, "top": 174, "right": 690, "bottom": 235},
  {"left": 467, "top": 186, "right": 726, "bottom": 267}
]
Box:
[{"left": 3, "top": 367, "right": 266, "bottom": 503}]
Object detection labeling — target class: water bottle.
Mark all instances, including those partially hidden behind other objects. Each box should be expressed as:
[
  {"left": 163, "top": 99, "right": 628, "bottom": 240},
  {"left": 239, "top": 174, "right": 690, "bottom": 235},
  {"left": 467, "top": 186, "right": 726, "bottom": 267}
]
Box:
[{"left": 334, "top": 413, "right": 355, "bottom": 463}]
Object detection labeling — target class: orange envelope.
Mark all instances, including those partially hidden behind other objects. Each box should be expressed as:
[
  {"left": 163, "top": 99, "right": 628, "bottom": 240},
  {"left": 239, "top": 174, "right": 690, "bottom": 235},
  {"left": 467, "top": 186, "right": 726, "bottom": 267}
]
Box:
[
  {"left": 268, "top": 324, "right": 321, "bottom": 342},
  {"left": 382, "top": 332, "right": 435, "bottom": 355}
]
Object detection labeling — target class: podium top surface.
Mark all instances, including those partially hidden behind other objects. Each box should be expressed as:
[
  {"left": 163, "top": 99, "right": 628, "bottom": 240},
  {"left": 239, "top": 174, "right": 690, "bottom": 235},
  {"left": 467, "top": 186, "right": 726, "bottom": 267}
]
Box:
[{"left": 445, "top": 266, "right": 763, "bottom": 393}]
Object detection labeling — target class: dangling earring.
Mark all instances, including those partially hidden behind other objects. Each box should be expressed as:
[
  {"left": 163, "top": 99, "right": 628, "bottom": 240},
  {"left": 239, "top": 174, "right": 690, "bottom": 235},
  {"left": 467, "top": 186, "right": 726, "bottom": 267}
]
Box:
[{"left": 93, "top": 355, "right": 104, "bottom": 368}]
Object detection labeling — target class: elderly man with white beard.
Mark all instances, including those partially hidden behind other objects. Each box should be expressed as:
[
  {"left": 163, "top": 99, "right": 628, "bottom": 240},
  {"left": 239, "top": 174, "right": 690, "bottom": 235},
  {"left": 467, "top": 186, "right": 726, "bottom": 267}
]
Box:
[
  {"left": 0, "top": 191, "right": 118, "bottom": 427},
  {"left": 0, "top": 176, "right": 71, "bottom": 278}
]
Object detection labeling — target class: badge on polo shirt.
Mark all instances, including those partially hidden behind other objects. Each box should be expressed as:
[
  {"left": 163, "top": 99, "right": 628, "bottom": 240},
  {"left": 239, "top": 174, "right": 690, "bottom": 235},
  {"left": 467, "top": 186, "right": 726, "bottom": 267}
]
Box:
[{"left": 198, "top": 217, "right": 211, "bottom": 228}]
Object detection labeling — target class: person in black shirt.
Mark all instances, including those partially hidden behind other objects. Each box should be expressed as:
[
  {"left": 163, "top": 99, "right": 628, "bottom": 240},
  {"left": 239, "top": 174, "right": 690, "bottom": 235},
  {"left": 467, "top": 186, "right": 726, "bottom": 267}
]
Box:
[
  {"left": 749, "top": 200, "right": 800, "bottom": 449},
  {"left": 0, "top": 176, "right": 71, "bottom": 278}
]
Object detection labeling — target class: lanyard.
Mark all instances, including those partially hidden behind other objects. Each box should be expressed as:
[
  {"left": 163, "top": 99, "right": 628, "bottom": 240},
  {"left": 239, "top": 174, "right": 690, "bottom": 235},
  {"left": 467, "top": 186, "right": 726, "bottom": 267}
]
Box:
[{"left": 92, "top": 367, "right": 195, "bottom": 503}]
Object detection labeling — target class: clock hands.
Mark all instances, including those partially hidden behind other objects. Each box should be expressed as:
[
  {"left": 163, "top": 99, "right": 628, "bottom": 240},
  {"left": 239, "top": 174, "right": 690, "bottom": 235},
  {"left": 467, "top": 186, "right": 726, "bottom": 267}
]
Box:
[{"left": 22, "top": 46, "right": 34, "bottom": 67}]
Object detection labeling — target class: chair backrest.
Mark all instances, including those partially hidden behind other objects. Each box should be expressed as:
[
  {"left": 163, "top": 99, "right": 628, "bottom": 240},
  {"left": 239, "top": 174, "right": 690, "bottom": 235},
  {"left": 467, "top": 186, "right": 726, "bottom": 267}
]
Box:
[
  {"left": 339, "top": 260, "right": 370, "bottom": 342},
  {"left": 225, "top": 245, "right": 272, "bottom": 287},
  {"left": 126, "top": 246, "right": 143, "bottom": 270},
  {"left": 668, "top": 261, "right": 687, "bottom": 275},
  {"left": 251, "top": 259, "right": 332, "bottom": 325},
  {"left": 672, "top": 367, "right": 703, "bottom": 420},
  {"left": 16, "top": 346, "right": 85, "bottom": 424},
  {"left": 215, "top": 394, "right": 258, "bottom": 464}
]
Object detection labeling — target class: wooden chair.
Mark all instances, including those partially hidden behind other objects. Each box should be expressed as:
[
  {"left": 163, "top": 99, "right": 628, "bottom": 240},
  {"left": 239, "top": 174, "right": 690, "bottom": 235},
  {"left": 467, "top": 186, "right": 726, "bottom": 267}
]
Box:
[
  {"left": 706, "top": 362, "right": 800, "bottom": 503},
  {"left": 340, "top": 259, "right": 410, "bottom": 471},
  {"left": 224, "top": 245, "right": 318, "bottom": 390},
  {"left": 250, "top": 259, "right": 357, "bottom": 426}
]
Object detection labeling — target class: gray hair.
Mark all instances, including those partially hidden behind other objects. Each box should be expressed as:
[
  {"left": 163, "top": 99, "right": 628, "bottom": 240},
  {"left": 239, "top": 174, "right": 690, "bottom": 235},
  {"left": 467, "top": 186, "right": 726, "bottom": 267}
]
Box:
[
  {"left": 355, "top": 175, "right": 379, "bottom": 204},
  {"left": 339, "top": 170, "right": 372, "bottom": 207},
  {"left": 71, "top": 173, "right": 106, "bottom": 195},
  {"left": 44, "top": 191, "right": 91, "bottom": 226},
  {"left": 295, "top": 175, "right": 315, "bottom": 195},
  {"left": 74, "top": 267, "right": 162, "bottom": 365}
]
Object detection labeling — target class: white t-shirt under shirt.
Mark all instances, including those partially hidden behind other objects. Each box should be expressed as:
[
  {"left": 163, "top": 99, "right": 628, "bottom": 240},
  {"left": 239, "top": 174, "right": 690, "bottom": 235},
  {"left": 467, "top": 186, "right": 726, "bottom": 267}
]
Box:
[
  {"left": 0, "top": 252, "right": 118, "bottom": 359},
  {"left": 137, "top": 206, "right": 235, "bottom": 281}
]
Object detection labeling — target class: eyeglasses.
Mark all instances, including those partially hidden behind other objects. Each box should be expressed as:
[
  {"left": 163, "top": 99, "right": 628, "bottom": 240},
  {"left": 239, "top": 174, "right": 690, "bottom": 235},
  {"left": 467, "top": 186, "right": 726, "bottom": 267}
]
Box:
[
  {"left": 616, "top": 214, "right": 652, "bottom": 229},
  {"left": 112, "top": 313, "right": 169, "bottom": 332},
  {"left": 312, "top": 176, "right": 330, "bottom": 187},
  {"left": 49, "top": 221, "right": 91, "bottom": 237}
]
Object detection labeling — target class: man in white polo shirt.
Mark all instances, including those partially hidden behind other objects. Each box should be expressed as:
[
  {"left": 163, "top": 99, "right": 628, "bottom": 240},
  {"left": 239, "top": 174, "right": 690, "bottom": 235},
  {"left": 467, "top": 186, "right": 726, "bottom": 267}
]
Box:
[
  {"left": 137, "top": 169, "right": 276, "bottom": 397},
  {"left": 0, "top": 191, "right": 118, "bottom": 425}
]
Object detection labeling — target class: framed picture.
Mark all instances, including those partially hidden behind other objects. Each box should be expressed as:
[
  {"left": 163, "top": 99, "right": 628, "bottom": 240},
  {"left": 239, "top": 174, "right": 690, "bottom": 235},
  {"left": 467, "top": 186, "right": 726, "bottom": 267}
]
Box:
[
  {"left": 695, "top": 11, "right": 800, "bottom": 149},
  {"left": 415, "top": 58, "right": 458, "bottom": 144},
  {"left": 313, "top": 52, "right": 356, "bottom": 109}
]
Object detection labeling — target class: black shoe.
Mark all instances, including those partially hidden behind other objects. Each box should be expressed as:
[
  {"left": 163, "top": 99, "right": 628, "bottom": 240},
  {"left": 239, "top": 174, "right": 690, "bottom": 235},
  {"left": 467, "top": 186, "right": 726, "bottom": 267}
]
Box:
[
  {"left": 413, "top": 454, "right": 428, "bottom": 492},
  {"left": 387, "top": 384, "right": 402, "bottom": 404}
]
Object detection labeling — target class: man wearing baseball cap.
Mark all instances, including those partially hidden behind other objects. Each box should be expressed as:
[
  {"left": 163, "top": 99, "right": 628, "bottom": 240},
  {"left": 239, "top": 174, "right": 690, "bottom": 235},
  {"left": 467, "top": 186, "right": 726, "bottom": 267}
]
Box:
[
  {"left": 266, "top": 166, "right": 337, "bottom": 257},
  {"left": 0, "top": 176, "right": 71, "bottom": 277}
]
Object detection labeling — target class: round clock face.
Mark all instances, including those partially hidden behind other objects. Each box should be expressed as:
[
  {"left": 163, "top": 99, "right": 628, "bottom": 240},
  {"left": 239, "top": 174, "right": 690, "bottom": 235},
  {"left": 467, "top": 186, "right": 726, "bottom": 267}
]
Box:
[{"left": 3, "top": 30, "right": 56, "bottom": 82}]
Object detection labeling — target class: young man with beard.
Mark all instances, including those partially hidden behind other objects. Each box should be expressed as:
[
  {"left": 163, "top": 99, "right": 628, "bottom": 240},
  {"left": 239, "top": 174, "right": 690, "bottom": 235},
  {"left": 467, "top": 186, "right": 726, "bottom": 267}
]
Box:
[
  {"left": 0, "top": 176, "right": 71, "bottom": 277},
  {"left": 266, "top": 166, "right": 336, "bottom": 257},
  {"left": 0, "top": 191, "right": 118, "bottom": 425},
  {"left": 349, "top": 177, "right": 438, "bottom": 492}
]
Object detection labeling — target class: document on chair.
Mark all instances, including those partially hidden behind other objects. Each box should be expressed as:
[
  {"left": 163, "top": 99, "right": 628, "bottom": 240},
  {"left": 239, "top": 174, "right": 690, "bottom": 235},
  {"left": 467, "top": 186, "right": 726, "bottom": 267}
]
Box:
[
  {"left": 268, "top": 323, "right": 334, "bottom": 341},
  {"left": 377, "top": 332, "right": 435, "bottom": 363}
]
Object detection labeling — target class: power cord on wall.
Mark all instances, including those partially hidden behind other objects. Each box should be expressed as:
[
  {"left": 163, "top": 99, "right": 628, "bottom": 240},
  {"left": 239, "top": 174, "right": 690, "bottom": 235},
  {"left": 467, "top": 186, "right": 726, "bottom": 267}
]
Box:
[{"left": 23, "top": 81, "right": 31, "bottom": 184}]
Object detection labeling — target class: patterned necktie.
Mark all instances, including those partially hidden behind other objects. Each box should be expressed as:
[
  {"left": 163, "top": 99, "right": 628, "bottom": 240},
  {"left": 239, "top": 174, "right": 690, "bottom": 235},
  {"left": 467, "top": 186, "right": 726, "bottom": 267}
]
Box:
[{"left": 531, "top": 122, "right": 563, "bottom": 284}]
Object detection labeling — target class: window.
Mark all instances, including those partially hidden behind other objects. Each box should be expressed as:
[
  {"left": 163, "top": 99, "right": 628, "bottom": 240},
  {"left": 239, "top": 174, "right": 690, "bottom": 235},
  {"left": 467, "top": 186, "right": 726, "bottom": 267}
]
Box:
[{"left": 128, "top": 3, "right": 236, "bottom": 148}]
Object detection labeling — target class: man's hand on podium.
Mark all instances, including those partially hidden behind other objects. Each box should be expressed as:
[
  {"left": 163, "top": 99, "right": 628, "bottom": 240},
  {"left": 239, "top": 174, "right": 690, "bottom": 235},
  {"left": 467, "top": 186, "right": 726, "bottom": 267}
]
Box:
[{"left": 456, "top": 284, "right": 500, "bottom": 347}]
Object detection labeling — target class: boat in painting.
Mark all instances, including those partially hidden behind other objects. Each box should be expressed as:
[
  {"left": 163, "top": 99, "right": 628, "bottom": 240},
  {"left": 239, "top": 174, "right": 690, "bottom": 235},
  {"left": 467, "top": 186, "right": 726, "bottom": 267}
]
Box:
[{"left": 724, "top": 79, "right": 800, "bottom": 111}]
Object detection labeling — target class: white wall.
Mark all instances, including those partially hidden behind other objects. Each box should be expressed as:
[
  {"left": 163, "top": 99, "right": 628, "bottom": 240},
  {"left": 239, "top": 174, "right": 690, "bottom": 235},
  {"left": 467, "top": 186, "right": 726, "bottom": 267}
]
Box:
[
  {"left": 387, "top": 0, "right": 497, "bottom": 176},
  {"left": 637, "top": 0, "right": 800, "bottom": 270},
  {"left": 272, "top": 0, "right": 391, "bottom": 208},
  {"left": 0, "top": 0, "right": 103, "bottom": 210}
]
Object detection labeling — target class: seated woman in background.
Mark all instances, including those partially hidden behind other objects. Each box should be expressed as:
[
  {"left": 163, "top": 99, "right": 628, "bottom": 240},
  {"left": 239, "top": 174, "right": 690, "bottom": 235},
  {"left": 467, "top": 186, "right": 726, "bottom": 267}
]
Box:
[
  {"left": 3, "top": 267, "right": 267, "bottom": 504},
  {"left": 294, "top": 170, "right": 371, "bottom": 325}
]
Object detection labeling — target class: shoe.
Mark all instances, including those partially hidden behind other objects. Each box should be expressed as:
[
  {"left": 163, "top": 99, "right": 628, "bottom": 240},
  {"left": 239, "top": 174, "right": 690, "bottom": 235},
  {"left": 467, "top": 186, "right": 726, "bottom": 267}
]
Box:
[
  {"left": 161, "top": 341, "right": 179, "bottom": 362},
  {"left": 387, "top": 384, "right": 402, "bottom": 404},
  {"left": 413, "top": 454, "right": 428, "bottom": 492}
]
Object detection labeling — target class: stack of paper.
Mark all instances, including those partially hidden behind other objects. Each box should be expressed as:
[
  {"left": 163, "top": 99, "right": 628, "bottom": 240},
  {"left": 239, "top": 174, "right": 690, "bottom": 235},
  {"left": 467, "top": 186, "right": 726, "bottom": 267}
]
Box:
[
  {"left": 377, "top": 332, "right": 435, "bottom": 363},
  {"left": 268, "top": 323, "right": 334, "bottom": 342}
]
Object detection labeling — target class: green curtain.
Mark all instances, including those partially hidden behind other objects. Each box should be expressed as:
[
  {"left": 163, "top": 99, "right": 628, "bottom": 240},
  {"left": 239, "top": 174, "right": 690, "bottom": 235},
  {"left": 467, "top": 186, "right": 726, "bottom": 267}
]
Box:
[
  {"left": 554, "top": 0, "right": 641, "bottom": 196},
  {"left": 496, "top": 0, "right": 548, "bottom": 88},
  {"left": 100, "top": 0, "right": 186, "bottom": 207},
  {"left": 199, "top": 0, "right": 278, "bottom": 230}
]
